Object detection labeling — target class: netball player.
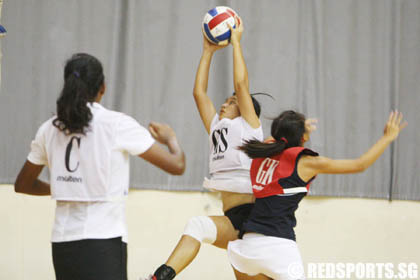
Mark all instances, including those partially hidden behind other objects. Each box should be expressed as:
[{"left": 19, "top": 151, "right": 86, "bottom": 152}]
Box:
[
  {"left": 14, "top": 53, "right": 186, "bottom": 280},
  {"left": 149, "top": 17, "right": 264, "bottom": 280},
  {"left": 227, "top": 110, "right": 407, "bottom": 280}
]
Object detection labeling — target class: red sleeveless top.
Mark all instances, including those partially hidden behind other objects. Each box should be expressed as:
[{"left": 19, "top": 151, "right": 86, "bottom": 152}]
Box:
[{"left": 250, "top": 147, "right": 319, "bottom": 198}]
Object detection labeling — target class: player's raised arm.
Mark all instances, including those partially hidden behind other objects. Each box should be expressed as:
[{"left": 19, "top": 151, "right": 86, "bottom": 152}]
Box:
[
  {"left": 228, "top": 17, "right": 260, "bottom": 129},
  {"left": 299, "top": 111, "right": 407, "bottom": 178},
  {"left": 193, "top": 35, "right": 228, "bottom": 134}
]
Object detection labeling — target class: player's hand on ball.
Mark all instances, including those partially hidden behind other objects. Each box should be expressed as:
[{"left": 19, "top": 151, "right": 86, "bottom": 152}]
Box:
[
  {"left": 383, "top": 111, "right": 407, "bottom": 141},
  {"left": 148, "top": 122, "right": 176, "bottom": 144},
  {"left": 202, "top": 32, "right": 228, "bottom": 53},
  {"left": 228, "top": 16, "right": 243, "bottom": 44}
]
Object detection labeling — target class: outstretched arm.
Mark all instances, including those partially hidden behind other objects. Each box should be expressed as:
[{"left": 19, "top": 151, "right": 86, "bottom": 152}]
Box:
[
  {"left": 193, "top": 35, "right": 228, "bottom": 134},
  {"left": 229, "top": 17, "right": 260, "bottom": 129},
  {"left": 299, "top": 111, "right": 407, "bottom": 180}
]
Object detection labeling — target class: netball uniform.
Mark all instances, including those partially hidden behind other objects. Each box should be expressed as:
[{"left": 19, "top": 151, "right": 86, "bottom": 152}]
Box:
[
  {"left": 27, "top": 102, "right": 155, "bottom": 280},
  {"left": 202, "top": 114, "right": 263, "bottom": 230},
  {"left": 228, "top": 147, "right": 318, "bottom": 280}
]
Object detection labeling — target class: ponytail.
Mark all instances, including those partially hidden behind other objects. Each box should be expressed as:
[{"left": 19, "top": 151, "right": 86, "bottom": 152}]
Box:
[
  {"left": 250, "top": 92, "right": 274, "bottom": 118},
  {"left": 53, "top": 73, "right": 93, "bottom": 134},
  {"left": 53, "top": 53, "right": 104, "bottom": 135},
  {"left": 232, "top": 92, "right": 274, "bottom": 118},
  {"left": 239, "top": 110, "right": 307, "bottom": 159},
  {"left": 239, "top": 138, "right": 288, "bottom": 159}
]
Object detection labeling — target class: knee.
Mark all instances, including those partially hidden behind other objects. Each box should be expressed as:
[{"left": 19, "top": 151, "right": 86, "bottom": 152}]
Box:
[{"left": 183, "top": 216, "right": 217, "bottom": 244}]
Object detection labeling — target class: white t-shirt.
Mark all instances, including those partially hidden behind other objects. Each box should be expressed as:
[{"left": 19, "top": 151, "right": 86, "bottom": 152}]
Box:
[
  {"left": 204, "top": 115, "right": 263, "bottom": 193},
  {"left": 27, "top": 102, "right": 155, "bottom": 242}
]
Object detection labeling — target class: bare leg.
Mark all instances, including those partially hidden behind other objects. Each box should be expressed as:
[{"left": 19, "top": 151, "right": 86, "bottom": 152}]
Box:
[
  {"left": 209, "top": 215, "right": 239, "bottom": 249},
  {"left": 165, "top": 235, "right": 200, "bottom": 274},
  {"left": 233, "top": 267, "right": 272, "bottom": 280},
  {"left": 165, "top": 215, "right": 237, "bottom": 274}
]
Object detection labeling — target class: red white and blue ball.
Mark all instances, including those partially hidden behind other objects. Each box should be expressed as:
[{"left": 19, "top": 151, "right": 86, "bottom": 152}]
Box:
[{"left": 202, "top": 6, "right": 238, "bottom": 45}]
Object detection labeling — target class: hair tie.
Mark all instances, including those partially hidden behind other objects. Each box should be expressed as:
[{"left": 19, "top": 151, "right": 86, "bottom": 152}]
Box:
[
  {"left": 73, "top": 71, "right": 80, "bottom": 78},
  {"left": 280, "top": 137, "right": 288, "bottom": 144}
]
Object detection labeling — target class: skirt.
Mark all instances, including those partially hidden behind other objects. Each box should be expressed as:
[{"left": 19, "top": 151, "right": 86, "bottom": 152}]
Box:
[{"left": 228, "top": 233, "right": 305, "bottom": 280}]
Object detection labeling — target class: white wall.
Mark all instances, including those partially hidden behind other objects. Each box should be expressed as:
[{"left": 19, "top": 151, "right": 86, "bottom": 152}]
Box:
[{"left": 1, "top": 185, "right": 419, "bottom": 280}]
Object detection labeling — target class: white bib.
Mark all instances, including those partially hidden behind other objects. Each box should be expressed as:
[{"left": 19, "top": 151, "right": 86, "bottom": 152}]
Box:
[
  {"left": 209, "top": 115, "right": 263, "bottom": 174},
  {"left": 205, "top": 115, "right": 263, "bottom": 193},
  {"left": 28, "top": 102, "right": 155, "bottom": 201}
]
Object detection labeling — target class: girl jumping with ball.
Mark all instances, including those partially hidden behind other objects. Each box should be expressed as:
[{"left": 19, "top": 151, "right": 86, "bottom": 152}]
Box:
[{"left": 149, "top": 16, "right": 266, "bottom": 280}]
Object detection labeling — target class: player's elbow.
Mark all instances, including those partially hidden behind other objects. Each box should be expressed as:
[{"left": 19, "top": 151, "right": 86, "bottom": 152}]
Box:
[
  {"left": 171, "top": 164, "right": 185, "bottom": 176},
  {"left": 353, "top": 159, "right": 368, "bottom": 173},
  {"left": 14, "top": 177, "right": 26, "bottom": 193},
  {"left": 193, "top": 89, "right": 205, "bottom": 98},
  {"left": 170, "top": 158, "right": 186, "bottom": 176},
  {"left": 234, "top": 80, "right": 247, "bottom": 92},
  {"left": 14, "top": 183, "right": 21, "bottom": 193}
]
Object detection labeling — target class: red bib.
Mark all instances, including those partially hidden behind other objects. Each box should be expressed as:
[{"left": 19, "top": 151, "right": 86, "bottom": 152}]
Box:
[{"left": 250, "top": 147, "right": 318, "bottom": 198}]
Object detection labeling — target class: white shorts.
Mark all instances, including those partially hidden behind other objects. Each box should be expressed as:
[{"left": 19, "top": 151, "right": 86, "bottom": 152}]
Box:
[{"left": 228, "top": 233, "right": 305, "bottom": 280}]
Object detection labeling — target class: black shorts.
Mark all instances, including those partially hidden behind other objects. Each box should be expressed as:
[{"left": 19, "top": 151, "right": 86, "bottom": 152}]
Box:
[
  {"left": 52, "top": 237, "right": 127, "bottom": 280},
  {"left": 224, "top": 203, "right": 254, "bottom": 231}
]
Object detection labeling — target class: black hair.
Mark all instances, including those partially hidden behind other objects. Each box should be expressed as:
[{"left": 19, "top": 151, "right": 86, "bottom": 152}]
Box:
[
  {"left": 53, "top": 53, "right": 105, "bottom": 135},
  {"left": 232, "top": 92, "right": 274, "bottom": 117},
  {"left": 239, "top": 110, "right": 306, "bottom": 158}
]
